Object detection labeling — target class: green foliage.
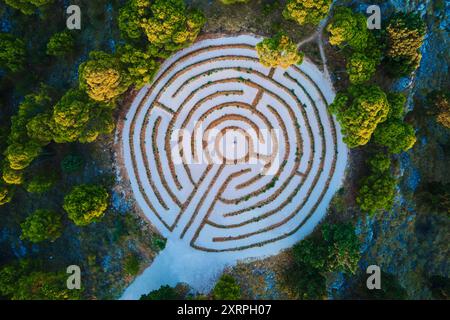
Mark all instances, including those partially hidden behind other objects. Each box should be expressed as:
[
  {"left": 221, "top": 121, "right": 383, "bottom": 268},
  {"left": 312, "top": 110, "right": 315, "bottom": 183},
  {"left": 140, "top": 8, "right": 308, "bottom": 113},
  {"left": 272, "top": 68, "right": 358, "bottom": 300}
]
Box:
[
  {"left": 367, "top": 152, "right": 391, "bottom": 173},
  {"left": 0, "top": 260, "right": 80, "bottom": 300},
  {"left": 20, "top": 209, "right": 63, "bottom": 243},
  {"left": 79, "top": 51, "right": 130, "bottom": 102},
  {"left": 346, "top": 53, "right": 377, "bottom": 84},
  {"left": 330, "top": 85, "right": 390, "bottom": 148},
  {"left": 118, "top": 44, "right": 161, "bottom": 89},
  {"left": 26, "top": 112, "right": 53, "bottom": 145},
  {"left": 283, "top": 0, "right": 332, "bottom": 26},
  {"left": 119, "top": 0, "right": 205, "bottom": 53},
  {"left": 51, "top": 89, "right": 115, "bottom": 143},
  {"left": 327, "top": 7, "right": 369, "bottom": 52},
  {"left": 3, "top": 0, "right": 54, "bottom": 15},
  {"left": 286, "top": 223, "right": 360, "bottom": 299},
  {"left": 61, "top": 153, "right": 85, "bottom": 173},
  {"left": 385, "top": 12, "right": 426, "bottom": 77},
  {"left": 124, "top": 253, "right": 140, "bottom": 276},
  {"left": 2, "top": 164, "right": 24, "bottom": 185},
  {"left": 0, "top": 33, "right": 26, "bottom": 73},
  {"left": 0, "top": 183, "right": 14, "bottom": 205},
  {"left": 5, "top": 141, "right": 41, "bottom": 170},
  {"left": 256, "top": 33, "right": 304, "bottom": 69},
  {"left": 63, "top": 184, "right": 109, "bottom": 226},
  {"left": 25, "top": 172, "right": 57, "bottom": 193},
  {"left": 322, "top": 223, "right": 361, "bottom": 274},
  {"left": 373, "top": 119, "right": 416, "bottom": 154},
  {"left": 213, "top": 274, "right": 241, "bottom": 300},
  {"left": 46, "top": 31, "right": 75, "bottom": 57},
  {"left": 140, "top": 284, "right": 185, "bottom": 300},
  {"left": 387, "top": 92, "right": 406, "bottom": 120},
  {"left": 357, "top": 172, "right": 397, "bottom": 215}
]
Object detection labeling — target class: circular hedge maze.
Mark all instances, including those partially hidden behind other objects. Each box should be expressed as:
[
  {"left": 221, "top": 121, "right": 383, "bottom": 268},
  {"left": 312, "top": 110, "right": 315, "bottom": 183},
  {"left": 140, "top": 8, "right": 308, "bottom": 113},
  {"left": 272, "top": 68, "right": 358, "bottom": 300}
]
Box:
[{"left": 122, "top": 35, "right": 347, "bottom": 257}]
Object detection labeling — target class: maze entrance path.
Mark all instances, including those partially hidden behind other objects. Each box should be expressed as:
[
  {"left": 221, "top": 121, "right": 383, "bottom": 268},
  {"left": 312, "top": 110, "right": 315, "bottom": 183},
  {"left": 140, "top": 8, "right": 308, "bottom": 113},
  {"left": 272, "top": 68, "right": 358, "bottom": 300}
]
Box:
[{"left": 120, "top": 35, "right": 347, "bottom": 299}]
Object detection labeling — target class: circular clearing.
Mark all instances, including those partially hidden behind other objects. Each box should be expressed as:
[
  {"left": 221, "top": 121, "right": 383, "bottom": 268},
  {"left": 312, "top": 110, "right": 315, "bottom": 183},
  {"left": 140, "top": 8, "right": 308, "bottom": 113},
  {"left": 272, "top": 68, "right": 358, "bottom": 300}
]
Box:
[{"left": 122, "top": 35, "right": 348, "bottom": 256}]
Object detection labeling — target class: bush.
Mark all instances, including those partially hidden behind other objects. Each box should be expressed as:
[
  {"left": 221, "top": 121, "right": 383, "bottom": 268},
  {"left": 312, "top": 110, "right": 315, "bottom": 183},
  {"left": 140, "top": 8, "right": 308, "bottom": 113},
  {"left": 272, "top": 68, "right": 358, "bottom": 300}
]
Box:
[
  {"left": 0, "top": 183, "right": 14, "bottom": 205},
  {"left": 0, "top": 33, "right": 26, "bottom": 72},
  {"left": 124, "top": 253, "right": 140, "bottom": 276},
  {"left": 20, "top": 209, "right": 63, "bottom": 243},
  {"left": 25, "top": 172, "right": 57, "bottom": 193},
  {"left": 63, "top": 184, "right": 109, "bottom": 226},
  {"left": 213, "top": 274, "right": 241, "bottom": 300},
  {"left": 373, "top": 120, "right": 416, "bottom": 154}
]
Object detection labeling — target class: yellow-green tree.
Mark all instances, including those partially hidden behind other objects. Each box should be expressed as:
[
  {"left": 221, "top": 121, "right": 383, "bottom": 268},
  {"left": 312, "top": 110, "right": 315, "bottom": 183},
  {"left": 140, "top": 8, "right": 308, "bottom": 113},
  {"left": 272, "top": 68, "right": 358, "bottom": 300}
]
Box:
[
  {"left": 51, "top": 89, "right": 115, "bottom": 143},
  {"left": 3, "top": 0, "right": 54, "bottom": 15},
  {"left": 283, "top": 0, "right": 332, "bottom": 26},
  {"left": 256, "top": 33, "right": 304, "bottom": 69},
  {"left": 330, "top": 85, "right": 390, "bottom": 148},
  {"left": 20, "top": 209, "right": 63, "bottom": 243},
  {"left": 2, "top": 164, "right": 24, "bottom": 185},
  {"left": 0, "top": 33, "right": 26, "bottom": 73},
  {"left": 326, "top": 7, "right": 369, "bottom": 51},
  {"left": 119, "top": 0, "right": 205, "bottom": 52},
  {"left": 79, "top": 51, "right": 130, "bottom": 102},
  {"left": 63, "top": 184, "right": 109, "bottom": 226},
  {"left": 346, "top": 53, "right": 377, "bottom": 84},
  {"left": 0, "top": 183, "right": 14, "bottom": 205},
  {"left": 386, "top": 12, "right": 426, "bottom": 77},
  {"left": 373, "top": 120, "right": 416, "bottom": 154}
]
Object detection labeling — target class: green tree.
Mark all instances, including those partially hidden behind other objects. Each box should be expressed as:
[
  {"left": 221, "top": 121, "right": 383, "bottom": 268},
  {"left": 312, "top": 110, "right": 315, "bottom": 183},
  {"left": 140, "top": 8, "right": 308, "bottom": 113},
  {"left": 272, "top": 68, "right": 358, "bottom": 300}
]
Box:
[
  {"left": 0, "top": 183, "right": 14, "bottom": 205},
  {"left": 5, "top": 141, "right": 41, "bottom": 170},
  {"left": 256, "top": 33, "right": 304, "bottom": 69},
  {"left": 385, "top": 13, "right": 426, "bottom": 77},
  {"left": 25, "top": 172, "right": 57, "bottom": 193},
  {"left": 118, "top": 44, "right": 161, "bottom": 89},
  {"left": 367, "top": 152, "right": 391, "bottom": 174},
  {"left": 292, "top": 238, "right": 328, "bottom": 270},
  {"left": 20, "top": 209, "right": 63, "bottom": 243},
  {"left": 322, "top": 223, "right": 361, "bottom": 274},
  {"left": 63, "top": 184, "right": 109, "bottom": 226},
  {"left": 119, "top": 0, "right": 205, "bottom": 52},
  {"left": 327, "top": 7, "right": 369, "bottom": 52},
  {"left": 347, "top": 53, "right": 377, "bottom": 84},
  {"left": 140, "top": 285, "right": 184, "bottom": 300},
  {"left": 26, "top": 112, "right": 53, "bottom": 145},
  {"left": 387, "top": 92, "right": 406, "bottom": 120},
  {"left": 373, "top": 120, "right": 416, "bottom": 154},
  {"left": 330, "top": 85, "right": 390, "bottom": 148},
  {"left": 428, "top": 91, "right": 450, "bottom": 129},
  {"left": 357, "top": 173, "right": 397, "bottom": 215},
  {"left": 2, "top": 164, "right": 24, "bottom": 185},
  {"left": 283, "top": 262, "right": 326, "bottom": 299},
  {"left": 213, "top": 274, "right": 241, "bottom": 300},
  {"left": 0, "top": 33, "right": 26, "bottom": 72},
  {"left": 3, "top": 0, "right": 54, "bottom": 15},
  {"left": 79, "top": 51, "right": 130, "bottom": 102},
  {"left": 124, "top": 253, "right": 140, "bottom": 276},
  {"left": 51, "top": 89, "right": 115, "bottom": 143},
  {"left": 46, "top": 31, "right": 75, "bottom": 57},
  {"left": 284, "top": 0, "right": 332, "bottom": 26}
]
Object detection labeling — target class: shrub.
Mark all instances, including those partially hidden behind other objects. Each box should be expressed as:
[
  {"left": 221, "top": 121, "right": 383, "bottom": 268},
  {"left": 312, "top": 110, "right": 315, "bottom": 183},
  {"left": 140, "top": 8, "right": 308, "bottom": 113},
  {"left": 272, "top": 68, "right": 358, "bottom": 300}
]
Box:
[
  {"left": 20, "top": 209, "right": 63, "bottom": 243},
  {"left": 213, "top": 274, "right": 241, "bottom": 300},
  {"left": 46, "top": 31, "right": 75, "bottom": 57}
]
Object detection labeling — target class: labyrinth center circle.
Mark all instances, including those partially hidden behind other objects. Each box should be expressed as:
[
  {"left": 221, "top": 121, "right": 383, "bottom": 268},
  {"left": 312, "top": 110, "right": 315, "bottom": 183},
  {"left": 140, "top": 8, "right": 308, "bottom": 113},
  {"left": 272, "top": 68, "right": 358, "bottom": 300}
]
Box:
[{"left": 122, "top": 35, "right": 348, "bottom": 256}]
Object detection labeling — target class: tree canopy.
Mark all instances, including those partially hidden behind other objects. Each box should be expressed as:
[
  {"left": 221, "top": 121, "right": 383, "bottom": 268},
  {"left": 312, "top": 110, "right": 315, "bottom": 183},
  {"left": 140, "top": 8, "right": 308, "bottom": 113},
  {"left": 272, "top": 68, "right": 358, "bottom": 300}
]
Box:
[
  {"left": 0, "top": 183, "right": 14, "bottom": 205},
  {"left": 79, "top": 51, "right": 130, "bottom": 102},
  {"left": 51, "top": 88, "right": 115, "bottom": 143},
  {"left": 20, "top": 209, "right": 63, "bottom": 243},
  {"left": 346, "top": 53, "right": 377, "bottom": 84},
  {"left": 283, "top": 0, "right": 332, "bottom": 26},
  {"left": 385, "top": 12, "right": 426, "bottom": 77},
  {"left": 46, "top": 31, "right": 75, "bottom": 57},
  {"left": 119, "top": 0, "right": 205, "bottom": 53},
  {"left": 0, "top": 33, "right": 26, "bottom": 73},
  {"left": 256, "top": 33, "right": 304, "bottom": 69},
  {"left": 327, "top": 7, "right": 369, "bottom": 51},
  {"left": 330, "top": 85, "right": 390, "bottom": 148},
  {"left": 373, "top": 119, "right": 416, "bottom": 154},
  {"left": 3, "top": 0, "right": 54, "bottom": 15},
  {"left": 63, "top": 184, "right": 109, "bottom": 226},
  {"left": 213, "top": 274, "right": 241, "bottom": 300}
]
